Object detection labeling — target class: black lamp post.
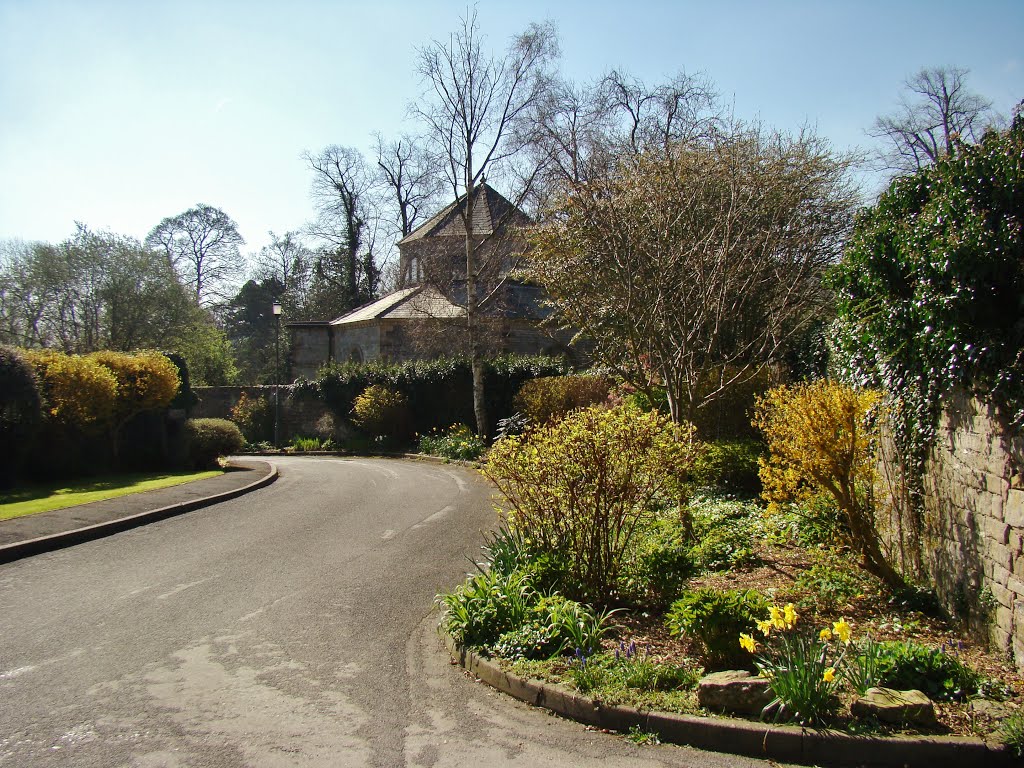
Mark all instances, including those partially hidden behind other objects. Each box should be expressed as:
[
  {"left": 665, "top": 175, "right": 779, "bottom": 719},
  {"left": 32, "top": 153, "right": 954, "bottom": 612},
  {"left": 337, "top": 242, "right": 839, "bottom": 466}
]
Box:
[{"left": 272, "top": 302, "right": 282, "bottom": 448}]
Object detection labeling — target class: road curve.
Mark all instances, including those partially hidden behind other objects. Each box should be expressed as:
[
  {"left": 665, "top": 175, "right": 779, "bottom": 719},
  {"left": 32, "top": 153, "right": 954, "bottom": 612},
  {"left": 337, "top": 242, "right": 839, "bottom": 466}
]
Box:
[{"left": 0, "top": 456, "right": 777, "bottom": 767}]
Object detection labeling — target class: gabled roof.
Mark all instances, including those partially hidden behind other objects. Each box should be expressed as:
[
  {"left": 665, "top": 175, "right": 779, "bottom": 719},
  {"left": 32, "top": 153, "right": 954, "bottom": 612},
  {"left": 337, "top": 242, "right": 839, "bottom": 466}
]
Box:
[
  {"left": 398, "top": 183, "right": 531, "bottom": 245},
  {"left": 329, "top": 285, "right": 464, "bottom": 326}
]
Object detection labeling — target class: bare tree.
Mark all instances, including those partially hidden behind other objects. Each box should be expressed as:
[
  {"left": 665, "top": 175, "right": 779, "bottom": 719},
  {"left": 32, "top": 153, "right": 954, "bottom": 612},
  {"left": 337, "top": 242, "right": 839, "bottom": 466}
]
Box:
[
  {"left": 528, "top": 122, "right": 859, "bottom": 424},
  {"left": 251, "top": 230, "right": 313, "bottom": 315},
  {"left": 145, "top": 203, "right": 246, "bottom": 306},
  {"left": 303, "top": 145, "right": 381, "bottom": 317},
  {"left": 868, "top": 65, "right": 995, "bottom": 174},
  {"left": 411, "top": 10, "right": 558, "bottom": 435},
  {"left": 375, "top": 134, "right": 442, "bottom": 242}
]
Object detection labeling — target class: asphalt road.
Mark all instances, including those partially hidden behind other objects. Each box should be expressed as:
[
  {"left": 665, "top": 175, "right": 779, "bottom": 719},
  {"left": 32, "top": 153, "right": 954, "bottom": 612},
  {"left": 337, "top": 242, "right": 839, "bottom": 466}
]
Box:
[{"left": 0, "top": 456, "right": 780, "bottom": 767}]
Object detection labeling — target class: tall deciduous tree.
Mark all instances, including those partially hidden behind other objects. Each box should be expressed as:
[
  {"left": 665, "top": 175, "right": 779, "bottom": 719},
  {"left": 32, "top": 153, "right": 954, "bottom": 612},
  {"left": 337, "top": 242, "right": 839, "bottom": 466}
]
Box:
[
  {"left": 868, "top": 65, "right": 995, "bottom": 174},
  {"left": 303, "top": 146, "right": 381, "bottom": 318},
  {"left": 145, "top": 203, "right": 246, "bottom": 306},
  {"left": 528, "top": 123, "right": 858, "bottom": 424},
  {"left": 411, "top": 10, "right": 558, "bottom": 435}
]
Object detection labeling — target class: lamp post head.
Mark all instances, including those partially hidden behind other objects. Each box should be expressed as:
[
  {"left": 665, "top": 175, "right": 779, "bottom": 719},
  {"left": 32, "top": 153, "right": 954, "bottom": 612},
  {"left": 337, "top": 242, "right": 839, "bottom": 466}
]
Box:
[{"left": 272, "top": 302, "right": 282, "bottom": 316}]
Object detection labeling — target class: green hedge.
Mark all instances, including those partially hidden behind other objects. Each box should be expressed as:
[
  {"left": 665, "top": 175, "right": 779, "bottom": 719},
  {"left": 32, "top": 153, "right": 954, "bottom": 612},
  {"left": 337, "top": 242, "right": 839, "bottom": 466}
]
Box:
[{"left": 293, "top": 355, "right": 570, "bottom": 438}]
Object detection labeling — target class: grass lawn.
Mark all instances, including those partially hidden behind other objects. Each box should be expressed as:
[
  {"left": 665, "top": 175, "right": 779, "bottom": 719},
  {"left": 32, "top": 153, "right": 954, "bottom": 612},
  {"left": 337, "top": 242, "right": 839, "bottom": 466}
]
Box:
[{"left": 0, "top": 470, "right": 224, "bottom": 521}]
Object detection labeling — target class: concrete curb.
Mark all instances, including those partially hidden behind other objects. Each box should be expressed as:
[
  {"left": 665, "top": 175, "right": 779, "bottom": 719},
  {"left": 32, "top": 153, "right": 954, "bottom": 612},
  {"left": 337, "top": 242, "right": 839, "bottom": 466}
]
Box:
[
  {"left": 0, "top": 461, "right": 279, "bottom": 564},
  {"left": 442, "top": 633, "right": 1015, "bottom": 767}
]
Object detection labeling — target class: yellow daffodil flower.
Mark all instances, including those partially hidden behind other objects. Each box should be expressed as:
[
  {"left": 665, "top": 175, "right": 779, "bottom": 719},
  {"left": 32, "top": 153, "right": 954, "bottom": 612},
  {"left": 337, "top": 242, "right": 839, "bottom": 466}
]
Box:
[
  {"left": 769, "top": 605, "right": 786, "bottom": 630},
  {"left": 756, "top": 619, "right": 773, "bottom": 637},
  {"left": 832, "top": 618, "right": 852, "bottom": 644},
  {"left": 739, "top": 633, "right": 757, "bottom": 653},
  {"left": 819, "top": 628, "right": 833, "bottom": 642},
  {"left": 823, "top": 667, "right": 836, "bottom": 683},
  {"left": 784, "top": 603, "right": 798, "bottom": 628}
]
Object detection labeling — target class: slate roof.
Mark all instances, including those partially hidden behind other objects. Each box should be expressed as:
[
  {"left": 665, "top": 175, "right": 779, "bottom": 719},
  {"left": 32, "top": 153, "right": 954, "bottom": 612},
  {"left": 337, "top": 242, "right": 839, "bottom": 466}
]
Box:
[
  {"left": 328, "top": 285, "right": 464, "bottom": 326},
  {"left": 398, "top": 183, "right": 530, "bottom": 244}
]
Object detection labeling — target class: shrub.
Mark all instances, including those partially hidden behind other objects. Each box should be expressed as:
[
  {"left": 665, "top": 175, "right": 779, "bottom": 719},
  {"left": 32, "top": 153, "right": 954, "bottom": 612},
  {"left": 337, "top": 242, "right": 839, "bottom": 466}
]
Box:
[
  {"left": 621, "top": 515, "right": 694, "bottom": 606},
  {"left": 873, "top": 641, "right": 981, "bottom": 702},
  {"left": 690, "top": 439, "right": 763, "bottom": 496},
  {"left": 754, "top": 381, "right": 901, "bottom": 588},
  {"left": 667, "top": 588, "right": 767, "bottom": 669},
  {"left": 484, "top": 405, "right": 699, "bottom": 601},
  {"left": 795, "top": 554, "right": 878, "bottom": 608},
  {"left": 24, "top": 349, "right": 118, "bottom": 431},
  {"left": 418, "top": 423, "right": 487, "bottom": 461},
  {"left": 351, "top": 384, "right": 410, "bottom": 443},
  {"left": 0, "top": 346, "right": 42, "bottom": 487},
  {"left": 184, "top": 418, "right": 244, "bottom": 469},
  {"left": 291, "top": 435, "right": 332, "bottom": 452},
  {"left": 512, "top": 374, "right": 612, "bottom": 424},
  {"left": 230, "top": 392, "right": 274, "bottom": 443},
  {"left": 88, "top": 350, "right": 180, "bottom": 420}
]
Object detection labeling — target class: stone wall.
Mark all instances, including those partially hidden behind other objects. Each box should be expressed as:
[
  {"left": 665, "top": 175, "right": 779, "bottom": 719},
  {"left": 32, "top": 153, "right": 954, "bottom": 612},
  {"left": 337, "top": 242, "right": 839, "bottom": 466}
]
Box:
[
  {"left": 192, "top": 386, "right": 336, "bottom": 444},
  {"left": 881, "top": 391, "right": 1024, "bottom": 669}
]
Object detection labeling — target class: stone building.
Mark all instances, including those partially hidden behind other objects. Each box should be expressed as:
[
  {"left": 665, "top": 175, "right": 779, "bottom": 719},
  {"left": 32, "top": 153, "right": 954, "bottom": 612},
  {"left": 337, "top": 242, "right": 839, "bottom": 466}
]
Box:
[{"left": 288, "top": 184, "right": 575, "bottom": 380}]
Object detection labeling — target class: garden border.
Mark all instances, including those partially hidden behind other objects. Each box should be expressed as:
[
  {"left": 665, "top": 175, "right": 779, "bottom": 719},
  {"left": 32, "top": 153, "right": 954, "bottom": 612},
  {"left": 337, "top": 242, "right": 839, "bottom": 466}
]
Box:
[{"left": 442, "top": 632, "right": 1015, "bottom": 767}]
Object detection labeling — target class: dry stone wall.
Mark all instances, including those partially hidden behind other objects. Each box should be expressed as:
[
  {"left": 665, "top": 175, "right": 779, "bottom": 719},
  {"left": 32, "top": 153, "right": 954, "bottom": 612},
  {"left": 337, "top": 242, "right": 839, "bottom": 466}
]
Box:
[{"left": 882, "top": 391, "right": 1024, "bottom": 670}]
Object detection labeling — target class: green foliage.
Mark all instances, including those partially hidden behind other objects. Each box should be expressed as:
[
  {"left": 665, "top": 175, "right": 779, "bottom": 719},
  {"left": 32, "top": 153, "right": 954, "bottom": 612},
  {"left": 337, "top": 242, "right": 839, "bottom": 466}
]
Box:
[
  {"left": 296, "top": 354, "right": 569, "bottom": 438},
  {"left": 88, "top": 350, "right": 180, "bottom": 422},
  {"left": 757, "top": 631, "right": 840, "bottom": 725},
  {"left": 230, "top": 392, "right": 274, "bottom": 443},
  {"left": 512, "top": 374, "right": 611, "bottom": 424},
  {"left": 290, "top": 435, "right": 332, "bottom": 451},
  {"left": 184, "top": 418, "right": 244, "bottom": 469},
  {"left": 437, "top": 569, "right": 537, "bottom": 649},
  {"left": 795, "top": 554, "right": 878, "bottom": 608},
  {"left": 418, "top": 423, "right": 487, "bottom": 461},
  {"left": 840, "top": 637, "right": 889, "bottom": 695},
  {"left": 1000, "top": 709, "right": 1024, "bottom": 758},
  {"left": 485, "top": 405, "right": 699, "bottom": 601},
  {"left": 666, "top": 588, "right": 767, "bottom": 669},
  {"left": 690, "top": 440, "right": 763, "bottom": 496},
  {"left": 620, "top": 515, "right": 694, "bottom": 606},
  {"left": 873, "top": 641, "right": 981, "bottom": 702},
  {"left": 170, "top": 314, "right": 239, "bottom": 386},
  {"left": 689, "top": 495, "right": 762, "bottom": 572},
  {"left": 351, "top": 384, "right": 410, "bottom": 442},
  {"left": 831, "top": 116, "right": 1024, "bottom": 472}
]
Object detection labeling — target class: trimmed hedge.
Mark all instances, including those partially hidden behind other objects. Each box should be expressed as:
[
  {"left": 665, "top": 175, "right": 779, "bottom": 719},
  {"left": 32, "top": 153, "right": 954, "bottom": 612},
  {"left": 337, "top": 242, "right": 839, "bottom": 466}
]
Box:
[
  {"left": 0, "top": 345, "right": 42, "bottom": 487},
  {"left": 185, "top": 418, "right": 244, "bottom": 469},
  {"left": 293, "top": 355, "right": 570, "bottom": 439}
]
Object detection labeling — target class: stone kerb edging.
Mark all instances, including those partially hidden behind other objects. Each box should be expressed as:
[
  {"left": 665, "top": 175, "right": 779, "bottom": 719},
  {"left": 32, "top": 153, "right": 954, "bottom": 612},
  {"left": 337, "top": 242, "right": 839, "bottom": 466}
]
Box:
[
  {"left": 0, "top": 460, "right": 279, "bottom": 564},
  {"left": 441, "top": 632, "right": 1014, "bottom": 767}
]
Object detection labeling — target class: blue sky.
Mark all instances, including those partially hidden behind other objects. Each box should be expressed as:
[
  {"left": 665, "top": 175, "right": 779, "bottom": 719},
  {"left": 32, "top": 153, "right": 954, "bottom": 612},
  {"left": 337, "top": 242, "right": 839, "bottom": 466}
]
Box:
[{"left": 1, "top": 0, "right": 1021, "bottom": 259}]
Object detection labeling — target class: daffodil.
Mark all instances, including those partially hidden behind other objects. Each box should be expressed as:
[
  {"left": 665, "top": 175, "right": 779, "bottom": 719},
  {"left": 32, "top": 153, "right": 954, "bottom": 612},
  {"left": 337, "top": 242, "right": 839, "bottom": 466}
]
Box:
[
  {"left": 739, "top": 633, "right": 757, "bottom": 653},
  {"left": 823, "top": 667, "right": 836, "bottom": 683},
  {"left": 783, "top": 603, "right": 798, "bottom": 628},
  {"left": 819, "top": 628, "right": 833, "bottom": 642},
  {"left": 769, "top": 605, "right": 787, "bottom": 630},
  {"left": 832, "top": 618, "right": 852, "bottom": 643},
  {"left": 756, "top": 619, "right": 773, "bottom": 637}
]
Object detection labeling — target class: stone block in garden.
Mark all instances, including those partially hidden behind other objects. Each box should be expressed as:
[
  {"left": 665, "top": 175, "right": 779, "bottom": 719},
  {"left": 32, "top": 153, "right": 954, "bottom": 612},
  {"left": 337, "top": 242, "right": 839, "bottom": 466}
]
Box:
[
  {"left": 851, "top": 687, "right": 936, "bottom": 725},
  {"left": 697, "top": 670, "right": 774, "bottom": 716}
]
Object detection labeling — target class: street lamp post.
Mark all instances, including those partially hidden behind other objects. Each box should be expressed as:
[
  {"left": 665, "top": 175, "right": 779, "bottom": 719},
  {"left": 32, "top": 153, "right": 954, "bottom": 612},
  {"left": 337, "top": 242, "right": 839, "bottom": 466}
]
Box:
[{"left": 272, "top": 302, "right": 282, "bottom": 448}]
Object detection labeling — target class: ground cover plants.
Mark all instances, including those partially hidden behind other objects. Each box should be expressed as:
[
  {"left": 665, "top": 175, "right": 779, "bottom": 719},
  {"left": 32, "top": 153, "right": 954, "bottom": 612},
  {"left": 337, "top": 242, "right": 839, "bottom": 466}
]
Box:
[{"left": 437, "top": 394, "right": 1024, "bottom": 746}]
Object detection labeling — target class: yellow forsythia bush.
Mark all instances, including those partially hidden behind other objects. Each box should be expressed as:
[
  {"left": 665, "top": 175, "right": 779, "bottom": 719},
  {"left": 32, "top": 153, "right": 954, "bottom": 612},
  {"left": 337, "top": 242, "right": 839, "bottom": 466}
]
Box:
[
  {"left": 24, "top": 349, "right": 118, "bottom": 430},
  {"left": 89, "top": 350, "right": 180, "bottom": 423},
  {"left": 753, "top": 381, "right": 900, "bottom": 586}
]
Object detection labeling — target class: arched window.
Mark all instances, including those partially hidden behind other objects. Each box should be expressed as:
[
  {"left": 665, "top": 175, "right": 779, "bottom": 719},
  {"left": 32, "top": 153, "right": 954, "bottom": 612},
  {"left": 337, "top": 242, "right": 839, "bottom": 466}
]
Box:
[{"left": 349, "top": 346, "right": 363, "bottom": 363}]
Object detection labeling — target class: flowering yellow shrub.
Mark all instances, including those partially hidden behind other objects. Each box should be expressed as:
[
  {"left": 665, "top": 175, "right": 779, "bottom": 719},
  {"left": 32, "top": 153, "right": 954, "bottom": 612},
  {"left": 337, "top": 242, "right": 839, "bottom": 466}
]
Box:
[
  {"left": 351, "top": 384, "right": 409, "bottom": 439},
  {"left": 485, "top": 404, "right": 699, "bottom": 600},
  {"left": 753, "top": 381, "right": 900, "bottom": 587},
  {"left": 89, "top": 350, "right": 180, "bottom": 422},
  {"left": 24, "top": 349, "right": 118, "bottom": 430}
]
